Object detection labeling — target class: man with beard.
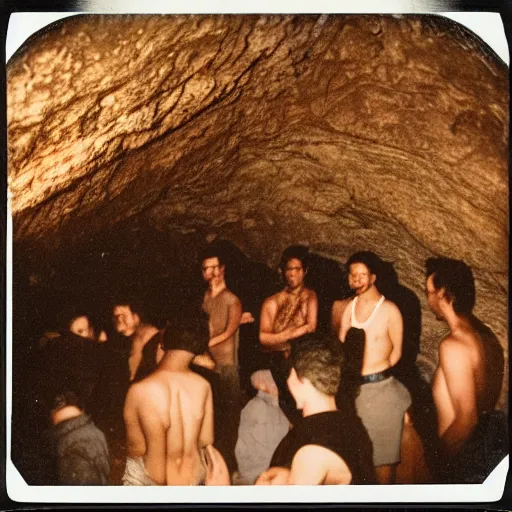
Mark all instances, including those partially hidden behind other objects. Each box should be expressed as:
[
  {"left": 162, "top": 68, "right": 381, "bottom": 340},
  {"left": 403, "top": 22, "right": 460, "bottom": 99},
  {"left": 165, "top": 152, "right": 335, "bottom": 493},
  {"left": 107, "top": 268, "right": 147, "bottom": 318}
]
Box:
[
  {"left": 425, "top": 257, "right": 505, "bottom": 483},
  {"left": 260, "top": 245, "right": 318, "bottom": 424},
  {"left": 338, "top": 251, "right": 411, "bottom": 484}
]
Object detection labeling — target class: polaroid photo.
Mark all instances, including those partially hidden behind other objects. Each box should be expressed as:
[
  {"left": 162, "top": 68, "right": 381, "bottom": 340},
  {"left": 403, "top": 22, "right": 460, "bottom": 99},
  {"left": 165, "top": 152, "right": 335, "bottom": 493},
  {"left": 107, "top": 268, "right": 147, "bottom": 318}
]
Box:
[{"left": 4, "top": 0, "right": 510, "bottom": 506}]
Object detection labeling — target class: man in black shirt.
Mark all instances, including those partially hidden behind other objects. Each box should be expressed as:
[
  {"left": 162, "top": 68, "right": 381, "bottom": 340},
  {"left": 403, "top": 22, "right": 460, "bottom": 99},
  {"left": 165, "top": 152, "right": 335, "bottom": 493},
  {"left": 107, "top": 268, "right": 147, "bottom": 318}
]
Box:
[{"left": 256, "top": 333, "right": 375, "bottom": 485}]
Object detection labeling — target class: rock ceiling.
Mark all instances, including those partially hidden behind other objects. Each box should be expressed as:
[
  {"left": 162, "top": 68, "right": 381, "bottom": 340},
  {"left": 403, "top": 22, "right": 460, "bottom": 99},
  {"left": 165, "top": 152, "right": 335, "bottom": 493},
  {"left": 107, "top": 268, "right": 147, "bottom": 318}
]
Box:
[{"left": 7, "top": 14, "right": 509, "bottom": 406}]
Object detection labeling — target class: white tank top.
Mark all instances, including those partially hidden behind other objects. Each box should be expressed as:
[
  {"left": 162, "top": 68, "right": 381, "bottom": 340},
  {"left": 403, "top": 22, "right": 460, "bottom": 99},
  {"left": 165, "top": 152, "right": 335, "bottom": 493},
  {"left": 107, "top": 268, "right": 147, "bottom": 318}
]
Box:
[{"left": 350, "top": 295, "right": 385, "bottom": 329}]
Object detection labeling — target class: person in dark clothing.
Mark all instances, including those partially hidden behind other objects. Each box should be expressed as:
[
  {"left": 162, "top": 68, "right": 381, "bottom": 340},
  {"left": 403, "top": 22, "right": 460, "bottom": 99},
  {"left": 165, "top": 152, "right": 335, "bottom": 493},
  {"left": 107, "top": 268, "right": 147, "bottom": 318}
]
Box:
[
  {"left": 48, "top": 390, "right": 110, "bottom": 485},
  {"left": 256, "top": 333, "right": 375, "bottom": 485}
]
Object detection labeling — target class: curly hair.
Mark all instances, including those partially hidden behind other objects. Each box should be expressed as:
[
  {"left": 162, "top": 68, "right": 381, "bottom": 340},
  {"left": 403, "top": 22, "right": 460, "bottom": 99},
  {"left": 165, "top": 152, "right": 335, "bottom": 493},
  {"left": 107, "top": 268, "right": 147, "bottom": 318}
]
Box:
[{"left": 290, "top": 333, "right": 344, "bottom": 396}]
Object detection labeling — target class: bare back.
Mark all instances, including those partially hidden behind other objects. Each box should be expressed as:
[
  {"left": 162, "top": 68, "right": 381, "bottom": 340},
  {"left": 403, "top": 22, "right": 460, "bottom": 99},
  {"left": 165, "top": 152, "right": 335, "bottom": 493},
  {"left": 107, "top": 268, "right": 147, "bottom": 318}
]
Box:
[
  {"left": 124, "top": 368, "right": 213, "bottom": 485},
  {"left": 433, "top": 316, "right": 504, "bottom": 437},
  {"left": 339, "top": 297, "right": 403, "bottom": 375}
]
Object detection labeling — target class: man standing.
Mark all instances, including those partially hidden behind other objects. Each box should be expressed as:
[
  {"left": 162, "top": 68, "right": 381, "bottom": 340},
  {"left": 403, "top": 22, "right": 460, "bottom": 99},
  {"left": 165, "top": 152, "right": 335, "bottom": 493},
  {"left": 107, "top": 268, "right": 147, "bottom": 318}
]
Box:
[
  {"left": 255, "top": 333, "right": 375, "bottom": 485},
  {"left": 338, "top": 251, "right": 411, "bottom": 484},
  {"left": 425, "top": 257, "right": 505, "bottom": 482},
  {"left": 112, "top": 300, "right": 163, "bottom": 383},
  {"left": 122, "top": 311, "right": 214, "bottom": 486},
  {"left": 259, "top": 245, "right": 318, "bottom": 423},
  {"left": 201, "top": 247, "right": 244, "bottom": 476}
]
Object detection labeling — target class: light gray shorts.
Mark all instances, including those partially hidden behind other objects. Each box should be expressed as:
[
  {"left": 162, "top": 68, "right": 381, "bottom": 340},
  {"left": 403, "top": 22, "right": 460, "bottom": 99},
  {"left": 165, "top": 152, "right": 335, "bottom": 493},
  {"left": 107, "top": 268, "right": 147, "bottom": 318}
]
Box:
[{"left": 355, "top": 376, "right": 412, "bottom": 467}]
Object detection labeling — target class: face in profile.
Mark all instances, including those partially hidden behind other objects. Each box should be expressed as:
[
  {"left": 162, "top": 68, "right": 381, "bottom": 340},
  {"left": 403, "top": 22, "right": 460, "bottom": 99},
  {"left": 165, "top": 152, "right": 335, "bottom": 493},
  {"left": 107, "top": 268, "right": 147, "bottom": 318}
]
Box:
[
  {"left": 425, "top": 274, "right": 444, "bottom": 320},
  {"left": 348, "top": 262, "right": 375, "bottom": 295},
  {"left": 113, "top": 305, "right": 140, "bottom": 337},
  {"left": 69, "top": 315, "right": 93, "bottom": 339},
  {"left": 287, "top": 368, "right": 304, "bottom": 410},
  {"left": 284, "top": 258, "right": 306, "bottom": 290},
  {"left": 202, "top": 257, "right": 224, "bottom": 283}
]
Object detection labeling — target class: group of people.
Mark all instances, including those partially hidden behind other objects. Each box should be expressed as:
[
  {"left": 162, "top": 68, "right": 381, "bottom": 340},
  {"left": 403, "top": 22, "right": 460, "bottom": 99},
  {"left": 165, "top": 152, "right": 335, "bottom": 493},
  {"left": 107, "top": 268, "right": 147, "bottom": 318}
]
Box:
[{"left": 31, "top": 243, "right": 506, "bottom": 487}]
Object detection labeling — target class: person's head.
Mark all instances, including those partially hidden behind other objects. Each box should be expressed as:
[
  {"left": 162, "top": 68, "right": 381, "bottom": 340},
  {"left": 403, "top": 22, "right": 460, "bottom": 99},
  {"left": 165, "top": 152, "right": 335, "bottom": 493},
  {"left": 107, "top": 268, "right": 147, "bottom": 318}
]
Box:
[
  {"left": 279, "top": 245, "right": 310, "bottom": 291},
  {"left": 49, "top": 390, "right": 84, "bottom": 424},
  {"left": 69, "top": 315, "right": 94, "bottom": 339},
  {"left": 112, "top": 301, "right": 143, "bottom": 337},
  {"left": 425, "top": 257, "right": 475, "bottom": 318},
  {"left": 200, "top": 246, "right": 226, "bottom": 284},
  {"left": 287, "top": 333, "right": 344, "bottom": 410},
  {"left": 161, "top": 309, "right": 210, "bottom": 358},
  {"left": 346, "top": 251, "right": 382, "bottom": 295}
]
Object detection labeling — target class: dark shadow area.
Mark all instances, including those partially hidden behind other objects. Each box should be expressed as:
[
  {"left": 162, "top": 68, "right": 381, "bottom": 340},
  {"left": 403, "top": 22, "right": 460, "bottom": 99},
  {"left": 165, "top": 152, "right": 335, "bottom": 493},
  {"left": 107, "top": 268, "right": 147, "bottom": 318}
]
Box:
[{"left": 305, "top": 253, "right": 348, "bottom": 333}]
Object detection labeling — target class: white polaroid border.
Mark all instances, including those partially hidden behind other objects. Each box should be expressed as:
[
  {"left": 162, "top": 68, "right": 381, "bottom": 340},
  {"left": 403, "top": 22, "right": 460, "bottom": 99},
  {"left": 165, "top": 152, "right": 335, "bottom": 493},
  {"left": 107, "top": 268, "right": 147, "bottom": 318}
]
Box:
[{"left": 5, "top": 1, "right": 510, "bottom": 504}]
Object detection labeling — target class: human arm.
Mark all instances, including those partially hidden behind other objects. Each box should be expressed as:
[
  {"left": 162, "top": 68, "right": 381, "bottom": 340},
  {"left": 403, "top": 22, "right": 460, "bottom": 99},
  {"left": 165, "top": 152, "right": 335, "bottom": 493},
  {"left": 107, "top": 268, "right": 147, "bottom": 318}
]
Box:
[
  {"left": 255, "top": 466, "right": 291, "bottom": 485},
  {"left": 193, "top": 352, "right": 216, "bottom": 370},
  {"left": 199, "top": 385, "right": 214, "bottom": 448},
  {"left": 437, "top": 340, "right": 478, "bottom": 455},
  {"left": 205, "top": 445, "right": 231, "bottom": 486},
  {"left": 208, "top": 298, "right": 243, "bottom": 348},
  {"left": 123, "top": 385, "right": 147, "bottom": 458},
  {"left": 124, "top": 384, "right": 167, "bottom": 485},
  {"left": 331, "top": 299, "right": 349, "bottom": 336},
  {"left": 289, "top": 445, "right": 351, "bottom": 485},
  {"left": 387, "top": 302, "right": 404, "bottom": 367},
  {"left": 259, "top": 297, "right": 294, "bottom": 349}
]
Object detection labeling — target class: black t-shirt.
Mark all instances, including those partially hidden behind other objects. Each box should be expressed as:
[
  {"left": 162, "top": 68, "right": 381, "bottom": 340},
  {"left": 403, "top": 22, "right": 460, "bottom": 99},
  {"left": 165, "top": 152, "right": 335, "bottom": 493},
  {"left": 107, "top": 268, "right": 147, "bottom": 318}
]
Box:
[{"left": 270, "top": 410, "right": 375, "bottom": 484}]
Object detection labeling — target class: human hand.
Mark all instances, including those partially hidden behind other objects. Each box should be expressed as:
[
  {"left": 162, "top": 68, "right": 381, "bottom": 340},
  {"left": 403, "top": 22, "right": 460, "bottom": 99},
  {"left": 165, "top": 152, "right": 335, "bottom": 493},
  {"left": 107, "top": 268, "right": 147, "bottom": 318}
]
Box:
[
  {"left": 240, "top": 312, "right": 255, "bottom": 324},
  {"left": 204, "top": 445, "right": 230, "bottom": 486},
  {"left": 255, "top": 466, "right": 290, "bottom": 485},
  {"left": 193, "top": 353, "right": 216, "bottom": 370}
]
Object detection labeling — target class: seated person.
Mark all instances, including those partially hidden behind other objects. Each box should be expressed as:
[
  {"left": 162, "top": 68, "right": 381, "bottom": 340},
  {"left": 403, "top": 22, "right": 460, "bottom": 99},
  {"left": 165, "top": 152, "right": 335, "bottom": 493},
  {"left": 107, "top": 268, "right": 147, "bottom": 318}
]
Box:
[
  {"left": 256, "top": 333, "right": 375, "bottom": 485},
  {"left": 234, "top": 369, "right": 290, "bottom": 484}
]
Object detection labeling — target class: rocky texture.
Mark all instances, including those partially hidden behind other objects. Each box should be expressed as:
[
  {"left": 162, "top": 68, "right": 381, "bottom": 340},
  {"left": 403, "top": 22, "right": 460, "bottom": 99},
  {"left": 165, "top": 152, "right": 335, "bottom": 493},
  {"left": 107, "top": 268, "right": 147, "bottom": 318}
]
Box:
[{"left": 8, "top": 14, "right": 508, "bottom": 407}]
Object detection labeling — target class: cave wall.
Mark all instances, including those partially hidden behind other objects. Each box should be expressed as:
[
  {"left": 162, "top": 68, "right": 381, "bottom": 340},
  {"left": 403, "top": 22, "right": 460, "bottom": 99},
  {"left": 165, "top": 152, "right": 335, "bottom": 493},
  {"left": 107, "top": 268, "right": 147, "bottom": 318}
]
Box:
[{"left": 7, "top": 14, "right": 509, "bottom": 408}]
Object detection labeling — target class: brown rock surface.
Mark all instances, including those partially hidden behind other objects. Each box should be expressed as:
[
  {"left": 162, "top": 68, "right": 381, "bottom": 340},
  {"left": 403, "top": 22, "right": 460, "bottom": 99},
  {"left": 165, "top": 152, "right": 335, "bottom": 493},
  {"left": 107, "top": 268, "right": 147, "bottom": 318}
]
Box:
[{"left": 8, "top": 14, "right": 508, "bottom": 407}]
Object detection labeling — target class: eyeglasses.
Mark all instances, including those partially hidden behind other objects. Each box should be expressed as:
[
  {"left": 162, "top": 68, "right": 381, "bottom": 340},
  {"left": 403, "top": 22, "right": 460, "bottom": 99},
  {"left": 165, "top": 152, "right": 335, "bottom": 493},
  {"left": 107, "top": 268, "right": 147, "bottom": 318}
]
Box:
[{"left": 202, "top": 264, "right": 220, "bottom": 272}]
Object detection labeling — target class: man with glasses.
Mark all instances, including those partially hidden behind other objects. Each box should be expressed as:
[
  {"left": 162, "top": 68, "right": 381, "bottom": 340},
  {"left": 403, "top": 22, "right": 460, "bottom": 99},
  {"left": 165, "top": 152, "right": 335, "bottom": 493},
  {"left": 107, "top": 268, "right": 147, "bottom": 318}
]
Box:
[
  {"left": 259, "top": 245, "right": 318, "bottom": 425},
  {"left": 201, "top": 246, "right": 243, "bottom": 477}
]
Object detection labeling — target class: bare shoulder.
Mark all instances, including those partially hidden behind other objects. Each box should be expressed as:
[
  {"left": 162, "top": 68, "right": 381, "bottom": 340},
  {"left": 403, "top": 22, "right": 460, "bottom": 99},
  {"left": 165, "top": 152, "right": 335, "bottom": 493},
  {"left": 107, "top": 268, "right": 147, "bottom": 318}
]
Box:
[
  {"left": 383, "top": 299, "right": 401, "bottom": 316},
  {"left": 262, "top": 293, "right": 280, "bottom": 310},
  {"left": 439, "top": 335, "right": 473, "bottom": 360},
  {"left": 333, "top": 298, "right": 350, "bottom": 313},
  {"left": 225, "top": 288, "right": 241, "bottom": 306},
  {"left": 304, "top": 287, "right": 318, "bottom": 301}
]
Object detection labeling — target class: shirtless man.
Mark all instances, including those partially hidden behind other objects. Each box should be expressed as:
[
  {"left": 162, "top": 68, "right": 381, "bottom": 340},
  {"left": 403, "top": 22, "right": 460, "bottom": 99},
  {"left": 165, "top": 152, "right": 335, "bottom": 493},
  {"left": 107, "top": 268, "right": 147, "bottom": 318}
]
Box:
[
  {"left": 260, "top": 245, "right": 318, "bottom": 423},
  {"left": 122, "top": 311, "right": 214, "bottom": 485},
  {"left": 201, "top": 247, "right": 244, "bottom": 475},
  {"left": 255, "top": 333, "right": 375, "bottom": 485},
  {"left": 338, "top": 251, "right": 411, "bottom": 484},
  {"left": 112, "top": 301, "right": 163, "bottom": 383},
  {"left": 425, "top": 257, "right": 504, "bottom": 482}
]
